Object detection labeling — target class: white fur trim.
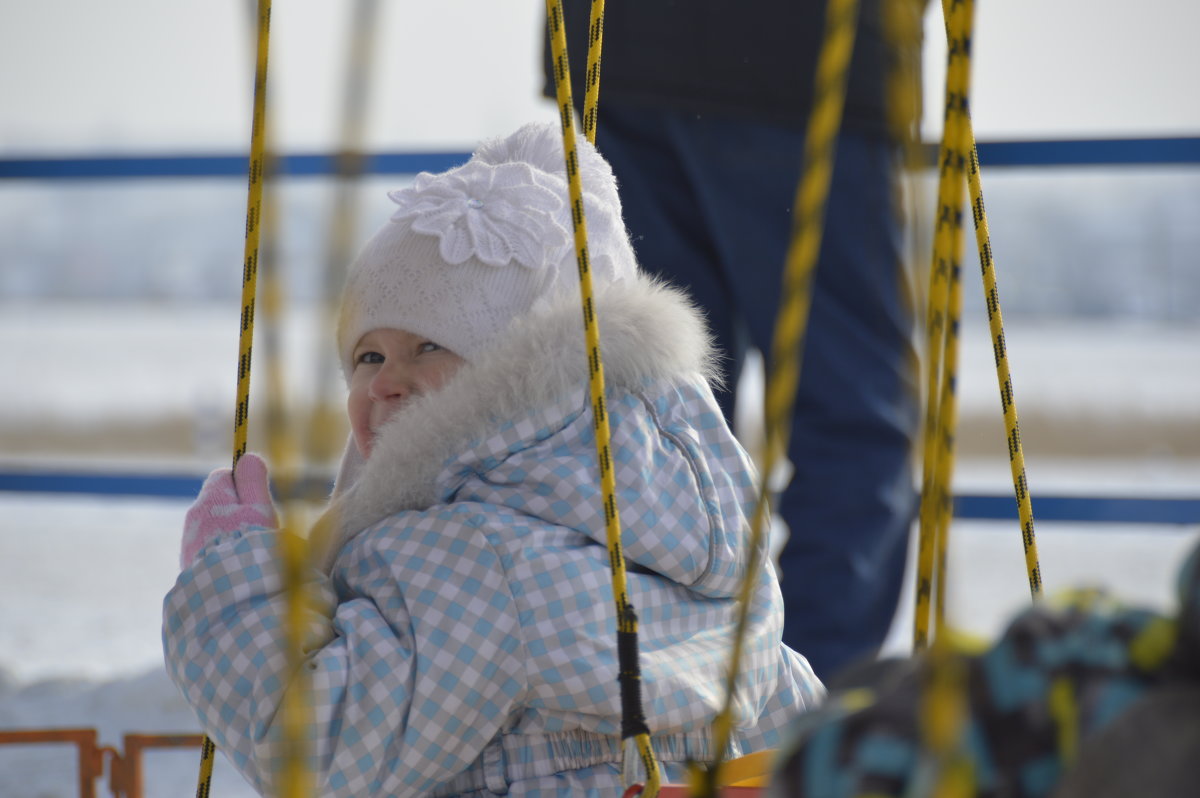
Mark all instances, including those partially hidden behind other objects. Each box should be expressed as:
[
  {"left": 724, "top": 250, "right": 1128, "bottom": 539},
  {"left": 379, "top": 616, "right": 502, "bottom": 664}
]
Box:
[{"left": 311, "top": 274, "right": 716, "bottom": 572}]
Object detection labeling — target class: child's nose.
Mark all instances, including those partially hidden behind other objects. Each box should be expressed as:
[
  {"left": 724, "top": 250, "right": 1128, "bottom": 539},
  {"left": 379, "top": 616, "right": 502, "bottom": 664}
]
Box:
[{"left": 367, "top": 361, "right": 413, "bottom": 402}]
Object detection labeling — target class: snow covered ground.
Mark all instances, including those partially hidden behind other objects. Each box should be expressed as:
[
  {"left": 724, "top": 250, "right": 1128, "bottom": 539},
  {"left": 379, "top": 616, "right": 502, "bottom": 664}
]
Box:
[{"left": 1, "top": 306, "right": 1198, "bottom": 796}]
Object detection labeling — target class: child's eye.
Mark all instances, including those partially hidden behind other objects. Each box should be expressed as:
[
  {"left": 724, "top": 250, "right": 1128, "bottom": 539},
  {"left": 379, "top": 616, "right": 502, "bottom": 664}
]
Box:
[
  {"left": 418, "top": 342, "right": 443, "bottom": 355},
  {"left": 355, "top": 351, "right": 384, "bottom": 366}
]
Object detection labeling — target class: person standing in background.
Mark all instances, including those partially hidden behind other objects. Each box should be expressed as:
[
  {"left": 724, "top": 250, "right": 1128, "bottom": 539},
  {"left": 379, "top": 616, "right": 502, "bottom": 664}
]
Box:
[{"left": 545, "top": 0, "right": 926, "bottom": 682}]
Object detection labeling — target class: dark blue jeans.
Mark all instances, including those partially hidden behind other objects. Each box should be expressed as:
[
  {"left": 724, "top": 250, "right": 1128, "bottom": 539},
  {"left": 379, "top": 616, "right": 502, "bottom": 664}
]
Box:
[{"left": 594, "top": 104, "right": 919, "bottom": 680}]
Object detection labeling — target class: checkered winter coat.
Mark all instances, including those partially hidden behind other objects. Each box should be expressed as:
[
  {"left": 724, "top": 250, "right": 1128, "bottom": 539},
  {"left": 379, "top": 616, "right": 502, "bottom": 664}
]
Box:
[{"left": 163, "top": 274, "right": 823, "bottom": 797}]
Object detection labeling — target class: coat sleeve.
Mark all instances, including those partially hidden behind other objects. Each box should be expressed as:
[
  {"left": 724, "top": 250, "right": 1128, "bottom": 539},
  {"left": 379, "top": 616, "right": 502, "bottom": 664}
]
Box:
[{"left": 162, "top": 512, "right": 527, "bottom": 798}]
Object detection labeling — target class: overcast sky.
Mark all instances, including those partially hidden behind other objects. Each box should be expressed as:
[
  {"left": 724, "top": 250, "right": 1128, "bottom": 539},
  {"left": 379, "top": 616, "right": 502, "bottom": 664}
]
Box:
[{"left": 0, "top": 1, "right": 1198, "bottom": 154}]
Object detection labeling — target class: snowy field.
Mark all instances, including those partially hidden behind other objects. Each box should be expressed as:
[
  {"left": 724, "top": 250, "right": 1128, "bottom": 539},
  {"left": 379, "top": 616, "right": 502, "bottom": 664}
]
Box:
[{"left": 0, "top": 306, "right": 1198, "bottom": 797}]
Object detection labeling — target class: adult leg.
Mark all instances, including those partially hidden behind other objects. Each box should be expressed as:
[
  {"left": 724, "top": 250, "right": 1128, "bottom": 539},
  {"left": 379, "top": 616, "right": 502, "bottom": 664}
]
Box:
[
  {"left": 593, "top": 104, "right": 745, "bottom": 423},
  {"left": 771, "top": 132, "right": 918, "bottom": 680},
  {"left": 676, "top": 121, "right": 918, "bottom": 680}
]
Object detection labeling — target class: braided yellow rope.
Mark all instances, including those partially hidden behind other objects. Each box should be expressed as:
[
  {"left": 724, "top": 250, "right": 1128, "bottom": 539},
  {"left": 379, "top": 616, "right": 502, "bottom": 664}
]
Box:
[
  {"left": 251, "top": 34, "right": 313, "bottom": 798},
  {"left": 196, "top": 0, "right": 273, "bottom": 793},
  {"left": 920, "top": 638, "right": 974, "bottom": 798},
  {"left": 198, "top": 3, "right": 310, "bottom": 797},
  {"left": 915, "top": 0, "right": 1045, "bottom": 655},
  {"left": 195, "top": 735, "right": 217, "bottom": 798},
  {"left": 965, "top": 140, "right": 1043, "bottom": 600},
  {"left": 545, "top": 3, "right": 661, "bottom": 796},
  {"left": 274, "top": 521, "right": 313, "bottom": 798},
  {"left": 914, "top": 2, "right": 977, "bottom": 796},
  {"left": 257, "top": 83, "right": 297, "bottom": 499},
  {"left": 581, "top": 0, "right": 605, "bottom": 144},
  {"left": 229, "top": 0, "right": 271, "bottom": 469},
  {"left": 913, "top": 0, "right": 974, "bottom": 653},
  {"left": 699, "top": 1, "right": 860, "bottom": 796}
]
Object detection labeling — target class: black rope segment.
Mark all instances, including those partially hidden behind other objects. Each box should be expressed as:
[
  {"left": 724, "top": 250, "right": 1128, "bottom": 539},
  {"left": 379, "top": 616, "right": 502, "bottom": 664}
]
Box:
[{"left": 617, "top": 604, "right": 650, "bottom": 740}]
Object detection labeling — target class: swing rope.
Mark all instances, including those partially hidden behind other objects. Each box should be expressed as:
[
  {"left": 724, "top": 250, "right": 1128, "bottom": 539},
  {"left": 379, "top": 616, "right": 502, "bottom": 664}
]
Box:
[
  {"left": 914, "top": 0, "right": 1045, "bottom": 654},
  {"left": 545, "top": 3, "right": 663, "bottom": 797},
  {"left": 912, "top": 0, "right": 972, "bottom": 653},
  {"left": 254, "top": 8, "right": 297, "bottom": 504},
  {"left": 305, "top": 0, "right": 381, "bottom": 469},
  {"left": 916, "top": 3, "right": 1046, "bottom": 781},
  {"left": 913, "top": 1, "right": 1025, "bottom": 795},
  {"left": 229, "top": 0, "right": 271, "bottom": 471},
  {"left": 195, "top": 3, "right": 311, "bottom": 798},
  {"left": 966, "top": 138, "right": 1043, "bottom": 600},
  {"left": 698, "top": 0, "right": 861, "bottom": 796},
  {"left": 249, "top": 19, "right": 314, "bottom": 793},
  {"left": 912, "top": 0, "right": 977, "bottom": 788},
  {"left": 581, "top": 0, "right": 605, "bottom": 144},
  {"left": 195, "top": 0, "right": 273, "bottom": 791}
]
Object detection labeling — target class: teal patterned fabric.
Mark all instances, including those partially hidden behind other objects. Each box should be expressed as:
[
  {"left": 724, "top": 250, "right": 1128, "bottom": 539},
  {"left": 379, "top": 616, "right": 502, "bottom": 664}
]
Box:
[{"left": 768, "top": 541, "right": 1200, "bottom": 798}]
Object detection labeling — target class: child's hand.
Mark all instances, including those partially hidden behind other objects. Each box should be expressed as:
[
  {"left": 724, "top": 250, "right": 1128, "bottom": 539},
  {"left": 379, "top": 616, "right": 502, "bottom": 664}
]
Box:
[{"left": 181, "top": 453, "right": 278, "bottom": 569}]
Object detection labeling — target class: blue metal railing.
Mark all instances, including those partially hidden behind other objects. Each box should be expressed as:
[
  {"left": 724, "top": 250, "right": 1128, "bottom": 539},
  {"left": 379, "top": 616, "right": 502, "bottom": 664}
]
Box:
[
  {"left": 1, "top": 137, "right": 1198, "bottom": 182},
  {"left": 0, "top": 151, "right": 469, "bottom": 180},
  {"left": 1, "top": 470, "right": 1197, "bottom": 526}
]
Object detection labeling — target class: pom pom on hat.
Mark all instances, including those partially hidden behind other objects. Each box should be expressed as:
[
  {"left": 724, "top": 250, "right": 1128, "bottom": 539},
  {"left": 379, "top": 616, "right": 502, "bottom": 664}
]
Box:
[{"left": 337, "top": 122, "right": 637, "bottom": 375}]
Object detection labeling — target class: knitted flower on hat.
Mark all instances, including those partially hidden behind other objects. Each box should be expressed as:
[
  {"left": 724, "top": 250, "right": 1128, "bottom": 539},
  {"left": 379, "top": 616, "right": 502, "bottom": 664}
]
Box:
[
  {"left": 389, "top": 161, "right": 571, "bottom": 271},
  {"left": 337, "top": 121, "right": 639, "bottom": 373}
]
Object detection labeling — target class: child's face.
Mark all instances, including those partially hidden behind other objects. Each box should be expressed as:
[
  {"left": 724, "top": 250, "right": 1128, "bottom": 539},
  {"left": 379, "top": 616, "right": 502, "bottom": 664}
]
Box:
[{"left": 347, "top": 328, "right": 466, "bottom": 457}]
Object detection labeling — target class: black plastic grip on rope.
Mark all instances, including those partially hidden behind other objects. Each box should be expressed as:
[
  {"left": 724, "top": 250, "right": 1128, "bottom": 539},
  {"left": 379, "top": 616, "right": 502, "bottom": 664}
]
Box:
[{"left": 617, "top": 623, "right": 650, "bottom": 740}]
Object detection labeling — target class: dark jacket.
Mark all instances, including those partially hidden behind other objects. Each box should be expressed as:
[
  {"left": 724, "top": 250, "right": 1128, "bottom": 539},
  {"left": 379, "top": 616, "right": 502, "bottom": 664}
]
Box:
[{"left": 543, "top": 0, "right": 924, "bottom": 138}]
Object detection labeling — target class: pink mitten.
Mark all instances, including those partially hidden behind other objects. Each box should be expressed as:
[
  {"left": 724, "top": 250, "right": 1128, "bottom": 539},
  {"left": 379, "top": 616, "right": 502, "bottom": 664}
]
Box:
[{"left": 181, "top": 453, "right": 278, "bottom": 569}]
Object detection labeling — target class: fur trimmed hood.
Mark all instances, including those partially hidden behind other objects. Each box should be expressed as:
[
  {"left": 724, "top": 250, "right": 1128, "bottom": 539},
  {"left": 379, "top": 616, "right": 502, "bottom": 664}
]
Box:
[{"left": 311, "top": 273, "right": 729, "bottom": 572}]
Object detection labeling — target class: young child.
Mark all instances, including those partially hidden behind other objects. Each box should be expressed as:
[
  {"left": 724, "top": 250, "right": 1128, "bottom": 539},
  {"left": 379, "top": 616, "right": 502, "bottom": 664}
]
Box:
[{"left": 164, "top": 121, "right": 823, "bottom": 798}]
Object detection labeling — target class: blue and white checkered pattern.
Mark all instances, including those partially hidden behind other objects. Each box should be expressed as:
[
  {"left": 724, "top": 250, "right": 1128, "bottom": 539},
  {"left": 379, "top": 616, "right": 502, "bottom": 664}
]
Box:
[{"left": 164, "top": 373, "right": 823, "bottom": 797}]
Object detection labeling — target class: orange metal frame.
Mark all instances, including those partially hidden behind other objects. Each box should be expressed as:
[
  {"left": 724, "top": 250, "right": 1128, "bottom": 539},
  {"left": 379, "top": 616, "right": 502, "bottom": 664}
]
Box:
[{"left": 0, "top": 728, "right": 203, "bottom": 798}]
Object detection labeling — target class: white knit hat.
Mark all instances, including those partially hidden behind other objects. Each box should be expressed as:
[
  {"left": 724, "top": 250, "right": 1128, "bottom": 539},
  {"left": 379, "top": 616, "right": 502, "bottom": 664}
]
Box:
[{"left": 337, "top": 122, "right": 638, "bottom": 374}]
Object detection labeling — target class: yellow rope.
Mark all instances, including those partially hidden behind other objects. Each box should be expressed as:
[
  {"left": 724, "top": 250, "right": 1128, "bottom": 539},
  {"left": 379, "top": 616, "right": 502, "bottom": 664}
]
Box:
[
  {"left": 255, "top": 55, "right": 296, "bottom": 500},
  {"left": 271, "top": 8, "right": 384, "bottom": 786},
  {"left": 914, "top": 0, "right": 1046, "bottom": 654},
  {"left": 305, "top": 0, "right": 380, "bottom": 469},
  {"left": 914, "top": 3, "right": 977, "bottom": 796},
  {"left": 545, "top": 3, "right": 661, "bottom": 796},
  {"left": 229, "top": 0, "right": 271, "bottom": 468},
  {"left": 195, "top": 736, "right": 217, "bottom": 798},
  {"left": 759, "top": 0, "right": 861, "bottom": 470},
  {"left": 581, "top": 0, "right": 605, "bottom": 145},
  {"left": 273, "top": 10, "right": 384, "bottom": 788},
  {"left": 196, "top": 3, "right": 313, "bottom": 797},
  {"left": 965, "top": 140, "right": 1043, "bottom": 600},
  {"left": 252, "top": 54, "right": 312, "bottom": 798},
  {"left": 700, "top": 1, "right": 860, "bottom": 796},
  {"left": 275, "top": 521, "right": 313, "bottom": 798},
  {"left": 196, "top": 0, "right": 273, "bottom": 788},
  {"left": 913, "top": 0, "right": 974, "bottom": 653},
  {"left": 920, "top": 638, "right": 974, "bottom": 798},
  {"left": 1048, "top": 676, "right": 1079, "bottom": 766}
]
